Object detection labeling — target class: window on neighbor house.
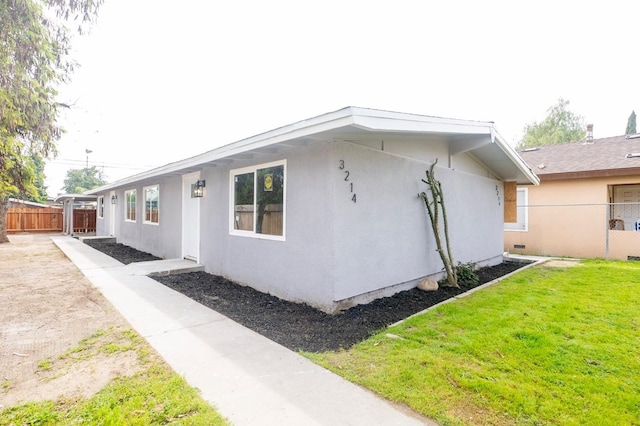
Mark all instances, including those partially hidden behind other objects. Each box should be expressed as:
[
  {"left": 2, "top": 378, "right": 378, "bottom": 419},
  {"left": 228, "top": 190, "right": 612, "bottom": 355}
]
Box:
[
  {"left": 230, "top": 160, "right": 285, "bottom": 239},
  {"left": 144, "top": 185, "right": 159, "bottom": 224},
  {"left": 609, "top": 184, "right": 640, "bottom": 231},
  {"left": 504, "top": 188, "right": 528, "bottom": 231},
  {"left": 125, "top": 189, "right": 137, "bottom": 222},
  {"left": 97, "top": 196, "right": 104, "bottom": 219}
]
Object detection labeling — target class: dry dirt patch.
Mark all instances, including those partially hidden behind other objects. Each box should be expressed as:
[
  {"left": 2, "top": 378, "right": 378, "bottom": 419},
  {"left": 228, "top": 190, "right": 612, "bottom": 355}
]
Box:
[
  {"left": 0, "top": 234, "right": 145, "bottom": 409},
  {"left": 541, "top": 259, "right": 581, "bottom": 268}
]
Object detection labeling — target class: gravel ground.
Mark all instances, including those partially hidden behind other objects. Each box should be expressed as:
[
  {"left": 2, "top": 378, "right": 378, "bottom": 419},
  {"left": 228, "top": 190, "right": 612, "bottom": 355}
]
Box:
[{"left": 84, "top": 241, "right": 529, "bottom": 352}]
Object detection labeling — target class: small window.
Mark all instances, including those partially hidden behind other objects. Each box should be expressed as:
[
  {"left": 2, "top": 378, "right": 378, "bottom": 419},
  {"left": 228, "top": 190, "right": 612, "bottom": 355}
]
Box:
[
  {"left": 125, "top": 189, "right": 137, "bottom": 222},
  {"left": 504, "top": 188, "right": 527, "bottom": 232},
  {"left": 97, "top": 196, "right": 104, "bottom": 219},
  {"left": 230, "top": 160, "right": 286, "bottom": 239},
  {"left": 144, "top": 185, "right": 159, "bottom": 224}
]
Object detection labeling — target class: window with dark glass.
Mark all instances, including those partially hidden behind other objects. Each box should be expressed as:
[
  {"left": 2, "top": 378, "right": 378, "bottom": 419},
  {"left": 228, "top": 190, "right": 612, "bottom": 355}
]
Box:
[{"left": 231, "top": 161, "right": 285, "bottom": 238}]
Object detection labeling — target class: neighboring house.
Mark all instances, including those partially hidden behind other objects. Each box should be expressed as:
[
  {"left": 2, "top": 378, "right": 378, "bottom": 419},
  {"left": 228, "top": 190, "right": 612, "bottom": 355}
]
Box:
[
  {"left": 88, "top": 107, "right": 538, "bottom": 313},
  {"left": 504, "top": 134, "right": 640, "bottom": 260}
]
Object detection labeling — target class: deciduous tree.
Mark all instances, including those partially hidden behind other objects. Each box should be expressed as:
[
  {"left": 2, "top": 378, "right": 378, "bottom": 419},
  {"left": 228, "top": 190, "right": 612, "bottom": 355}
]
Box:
[
  {"left": 0, "top": 0, "right": 102, "bottom": 242},
  {"left": 62, "top": 166, "right": 107, "bottom": 194},
  {"left": 517, "top": 98, "right": 586, "bottom": 150}
]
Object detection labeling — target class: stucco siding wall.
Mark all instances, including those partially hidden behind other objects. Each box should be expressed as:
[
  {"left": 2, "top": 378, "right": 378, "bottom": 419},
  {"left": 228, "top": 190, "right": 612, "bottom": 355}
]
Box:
[
  {"left": 94, "top": 176, "right": 183, "bottom": 259},
  {"left": 351, "top": 138, "right": 497, "bottom": 180},
  {"left": 332, "top": 141, "right": 504, "bottom": 302},
  {"left": 199, "top": 142, "right": 337, "bottom": 309}
]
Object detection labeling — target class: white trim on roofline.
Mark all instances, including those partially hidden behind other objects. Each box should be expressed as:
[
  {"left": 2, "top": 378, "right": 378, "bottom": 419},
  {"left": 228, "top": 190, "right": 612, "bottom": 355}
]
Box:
[
  {"left": 86, "top": 106, "right": 537, "bottom": 194},
  {"left": 490, "top": 128, "right": 540, "bottom": 186}
]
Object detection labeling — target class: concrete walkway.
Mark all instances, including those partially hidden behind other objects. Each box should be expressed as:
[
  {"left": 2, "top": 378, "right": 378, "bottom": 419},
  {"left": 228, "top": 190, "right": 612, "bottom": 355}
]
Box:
[{"left": 51, "top": 236, "right": 434, "bottom": 426}]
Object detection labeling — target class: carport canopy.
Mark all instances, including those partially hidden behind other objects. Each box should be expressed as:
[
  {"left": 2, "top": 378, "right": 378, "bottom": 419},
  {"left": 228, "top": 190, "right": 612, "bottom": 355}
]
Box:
[{"left": 53, "top": 194, "right": 97, "bottom": 236}]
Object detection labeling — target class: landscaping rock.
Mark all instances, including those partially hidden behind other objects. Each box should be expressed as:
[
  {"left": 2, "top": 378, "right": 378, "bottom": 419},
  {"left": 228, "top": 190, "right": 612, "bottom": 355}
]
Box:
[{"left": 417, "top": 277, "right": 439, "bottom": 291}]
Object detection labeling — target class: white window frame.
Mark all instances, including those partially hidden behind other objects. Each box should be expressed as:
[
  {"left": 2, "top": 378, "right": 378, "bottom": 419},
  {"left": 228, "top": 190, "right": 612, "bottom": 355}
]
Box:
[
  {"left": 143, "top": 184, "right": 160, "bottom": 225},
  {"left": 125, "top": 189, "right": 137, "bottom": 223},
  {"left": 229, "top": 159, "right": 286, "bottom": 241},
  {"left": 97, "top": 196, "right": 104, "bottom": 219},
  {"left": 504, "top": 187, "right": 528, "bottom": 232}
]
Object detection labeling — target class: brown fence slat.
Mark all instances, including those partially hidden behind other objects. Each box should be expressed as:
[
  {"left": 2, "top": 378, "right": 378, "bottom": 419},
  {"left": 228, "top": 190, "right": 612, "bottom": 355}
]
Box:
[
  {"left": 7, "top": 207, "right": 64, "bottom": 233},
  {"left": 73, "top": 209, "right": 96, "bottom": 233}
]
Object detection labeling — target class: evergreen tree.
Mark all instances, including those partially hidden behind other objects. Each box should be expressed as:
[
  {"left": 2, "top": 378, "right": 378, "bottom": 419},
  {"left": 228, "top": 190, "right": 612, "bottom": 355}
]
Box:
[{"left": 626, "top": 110, "right": 637, "bottom": 135}]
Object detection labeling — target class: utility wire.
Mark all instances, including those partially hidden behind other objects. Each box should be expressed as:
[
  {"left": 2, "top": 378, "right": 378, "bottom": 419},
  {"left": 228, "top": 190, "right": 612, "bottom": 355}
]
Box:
[{"left": 47, "top": 157, "right": 157, "bottom": 171}]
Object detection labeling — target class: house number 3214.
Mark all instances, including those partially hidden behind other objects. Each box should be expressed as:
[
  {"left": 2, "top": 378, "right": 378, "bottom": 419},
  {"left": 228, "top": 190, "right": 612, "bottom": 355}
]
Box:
[{"left": 338, "top": 160, "right": 357, "bottom": 203}]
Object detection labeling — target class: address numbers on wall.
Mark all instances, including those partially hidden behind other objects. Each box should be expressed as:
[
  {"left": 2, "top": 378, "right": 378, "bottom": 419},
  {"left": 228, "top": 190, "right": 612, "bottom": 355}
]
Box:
[{"left": 339, "top": 160, "right": 357, "bottom": 203}]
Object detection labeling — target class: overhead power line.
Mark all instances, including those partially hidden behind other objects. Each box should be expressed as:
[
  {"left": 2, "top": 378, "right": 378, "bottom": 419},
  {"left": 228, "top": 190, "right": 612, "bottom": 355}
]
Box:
[{"left": 47, "top": 157, "right": 157, "bottom": 171}]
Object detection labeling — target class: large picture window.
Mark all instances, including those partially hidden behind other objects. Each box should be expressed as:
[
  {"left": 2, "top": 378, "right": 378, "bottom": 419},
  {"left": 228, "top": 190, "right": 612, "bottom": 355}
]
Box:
[
  {"left": 125, "top": 189, "right": 137, "bottom": 222},
  {"left": 230, "top": 160, "right": 285, "bottom": 239},
  {"left": 144, "top": 185, "right": 159, "bottom": 224}
]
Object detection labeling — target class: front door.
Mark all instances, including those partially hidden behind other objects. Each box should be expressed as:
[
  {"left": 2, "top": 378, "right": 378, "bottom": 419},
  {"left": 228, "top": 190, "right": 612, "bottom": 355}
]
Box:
[{"left": 182, "top": 172, "right": 201, "bottom": 261}]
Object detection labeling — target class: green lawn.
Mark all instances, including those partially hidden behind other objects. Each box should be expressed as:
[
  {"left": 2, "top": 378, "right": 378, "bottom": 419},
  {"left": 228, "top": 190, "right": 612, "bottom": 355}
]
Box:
[{"left": 306, "top": 260, "right": 640, "bottom": 425}]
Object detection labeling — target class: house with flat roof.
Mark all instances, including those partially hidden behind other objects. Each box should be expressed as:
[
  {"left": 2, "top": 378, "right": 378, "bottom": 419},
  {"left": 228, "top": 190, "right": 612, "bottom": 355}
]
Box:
[{"left": 88, "top": 107, "right": 538, "bottom": 312}]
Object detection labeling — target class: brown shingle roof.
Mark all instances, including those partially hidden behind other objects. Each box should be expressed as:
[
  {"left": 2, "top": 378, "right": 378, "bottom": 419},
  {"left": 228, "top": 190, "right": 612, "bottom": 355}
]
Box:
[{"left": 518, "top": 135, "right": 640, "bottom": 180}]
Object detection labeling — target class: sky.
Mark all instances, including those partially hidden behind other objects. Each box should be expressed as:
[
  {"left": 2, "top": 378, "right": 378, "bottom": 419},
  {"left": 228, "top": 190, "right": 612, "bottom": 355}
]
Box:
[{"left": 45, "top": 0, "right": 640, "bottom": 197}]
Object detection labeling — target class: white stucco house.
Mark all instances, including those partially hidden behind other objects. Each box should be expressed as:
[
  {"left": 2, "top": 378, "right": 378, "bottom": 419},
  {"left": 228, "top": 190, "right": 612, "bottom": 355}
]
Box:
[{"left": 87, "top": 107, "right": 538, "bottom": 313}]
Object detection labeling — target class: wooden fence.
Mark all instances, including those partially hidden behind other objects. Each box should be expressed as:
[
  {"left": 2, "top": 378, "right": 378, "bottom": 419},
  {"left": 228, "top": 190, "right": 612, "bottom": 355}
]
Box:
[
  {"left": 7, "top": 208, "right": 96, "bottom": 233},
  {"left": 7, "top": 207, "right": 64, "bottom": 233},
  {"left": 73, "top": 209, "right": 97, "bottom": 233},
  {"left": 234, "top": 204, "right": 283, "bottom": 236}
]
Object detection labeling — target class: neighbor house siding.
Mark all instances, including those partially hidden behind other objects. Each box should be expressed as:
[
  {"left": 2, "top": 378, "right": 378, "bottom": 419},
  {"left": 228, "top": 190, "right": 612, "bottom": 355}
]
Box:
[{"left": 504, "top": 175, "right": 640, "bottom": 258}]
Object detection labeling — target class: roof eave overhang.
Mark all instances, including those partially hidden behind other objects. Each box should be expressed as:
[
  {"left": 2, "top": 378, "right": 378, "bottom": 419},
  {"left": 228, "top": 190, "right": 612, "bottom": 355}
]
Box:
[
  {"left": 492, "top": 129, "right": 540, "bottom": 185},
  {"left": 538, "top": 167, "right": 640, "bottom": 181},
  {"left": 54, "top": 194, "right": 98, "bottom": 203},
  {"left": 87, "top": 107, "right": 540, "bottom": 193}
]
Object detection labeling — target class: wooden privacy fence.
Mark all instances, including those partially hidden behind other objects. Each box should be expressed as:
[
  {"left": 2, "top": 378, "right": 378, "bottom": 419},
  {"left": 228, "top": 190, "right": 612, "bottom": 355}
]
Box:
[
  {"left": 234, "top": 204, "right": 283, "bottom": 235},
  {"left": 7, "top": 208, "right": 96, "bottom": 233},
  {"left": 7, "top": 207, "right": 63, "bottom": 233},
  {"left": 72, "top": 209, "right": 97, "bottom": 233}
]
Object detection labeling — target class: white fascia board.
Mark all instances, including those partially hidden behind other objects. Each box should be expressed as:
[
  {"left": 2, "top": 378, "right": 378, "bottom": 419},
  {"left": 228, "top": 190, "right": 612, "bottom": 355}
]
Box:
[
  {"left": 350, "top": 107, "right": 494, "bottom": 135},
  {"left": 87, "top": 108, "right": 357, "bottom": 194},
  {"left": 490, "top": 127, "right": 540, "bottom": 185},
  {"left": 54, "top": 194, "right": 98, "bottom": 202}
]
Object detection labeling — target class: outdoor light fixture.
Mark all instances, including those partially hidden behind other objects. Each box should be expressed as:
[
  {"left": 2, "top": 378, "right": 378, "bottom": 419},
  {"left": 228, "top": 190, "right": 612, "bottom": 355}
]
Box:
[
  {"left": 111, "top": 195, "right": 117, "bottom": 204},
  {"left": 192, "top": 179, "right": 206, "bottom": 198}
]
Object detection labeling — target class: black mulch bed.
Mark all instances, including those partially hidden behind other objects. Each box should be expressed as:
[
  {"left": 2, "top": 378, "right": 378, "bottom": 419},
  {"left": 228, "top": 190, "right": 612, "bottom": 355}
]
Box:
[
  {"left": 83, "top": 240, "right": 530, "bottom": 352},
  {"left": 83, "top": 240, "right": 161, "bottom": 265}
]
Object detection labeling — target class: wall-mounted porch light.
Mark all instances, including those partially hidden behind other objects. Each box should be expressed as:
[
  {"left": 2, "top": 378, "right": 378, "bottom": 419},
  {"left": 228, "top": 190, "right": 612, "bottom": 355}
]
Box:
[
  {"left": 192, "top": 179, "right": 206, "bottom": 198},
  {"left": 111, "top": 195, "right": 117, "bottom": 204}
]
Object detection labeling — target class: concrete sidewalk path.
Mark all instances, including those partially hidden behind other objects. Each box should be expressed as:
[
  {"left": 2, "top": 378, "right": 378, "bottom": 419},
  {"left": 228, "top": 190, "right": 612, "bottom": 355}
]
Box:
[{"left": 52, "top": 236, "right": 434, "bottom": 426}]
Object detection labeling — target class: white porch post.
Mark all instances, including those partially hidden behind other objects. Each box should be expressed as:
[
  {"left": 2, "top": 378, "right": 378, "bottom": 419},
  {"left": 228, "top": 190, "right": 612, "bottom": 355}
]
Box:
[{"left": 62, "top": 200, "right": 69, "bottom": 234}]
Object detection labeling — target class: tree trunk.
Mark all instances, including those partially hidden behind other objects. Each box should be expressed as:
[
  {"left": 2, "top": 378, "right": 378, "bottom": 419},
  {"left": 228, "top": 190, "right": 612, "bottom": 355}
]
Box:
[
  {"left": 419, "top": 161, "right": 458, "bottom": 288},
  {"left": 0, "top": 197, "right": 10, "bottom": 243}
]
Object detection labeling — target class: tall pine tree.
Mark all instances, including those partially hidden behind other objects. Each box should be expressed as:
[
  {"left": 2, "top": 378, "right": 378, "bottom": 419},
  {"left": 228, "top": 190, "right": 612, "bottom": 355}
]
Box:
[{"left": 626, "top": 110, "right": 637, "bottom": 135}]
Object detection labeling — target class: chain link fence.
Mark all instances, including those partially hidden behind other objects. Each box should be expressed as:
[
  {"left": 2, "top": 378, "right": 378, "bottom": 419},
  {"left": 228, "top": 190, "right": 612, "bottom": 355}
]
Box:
[{"left": 504, "top": 203, "right": 640, "bottom": 260}]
